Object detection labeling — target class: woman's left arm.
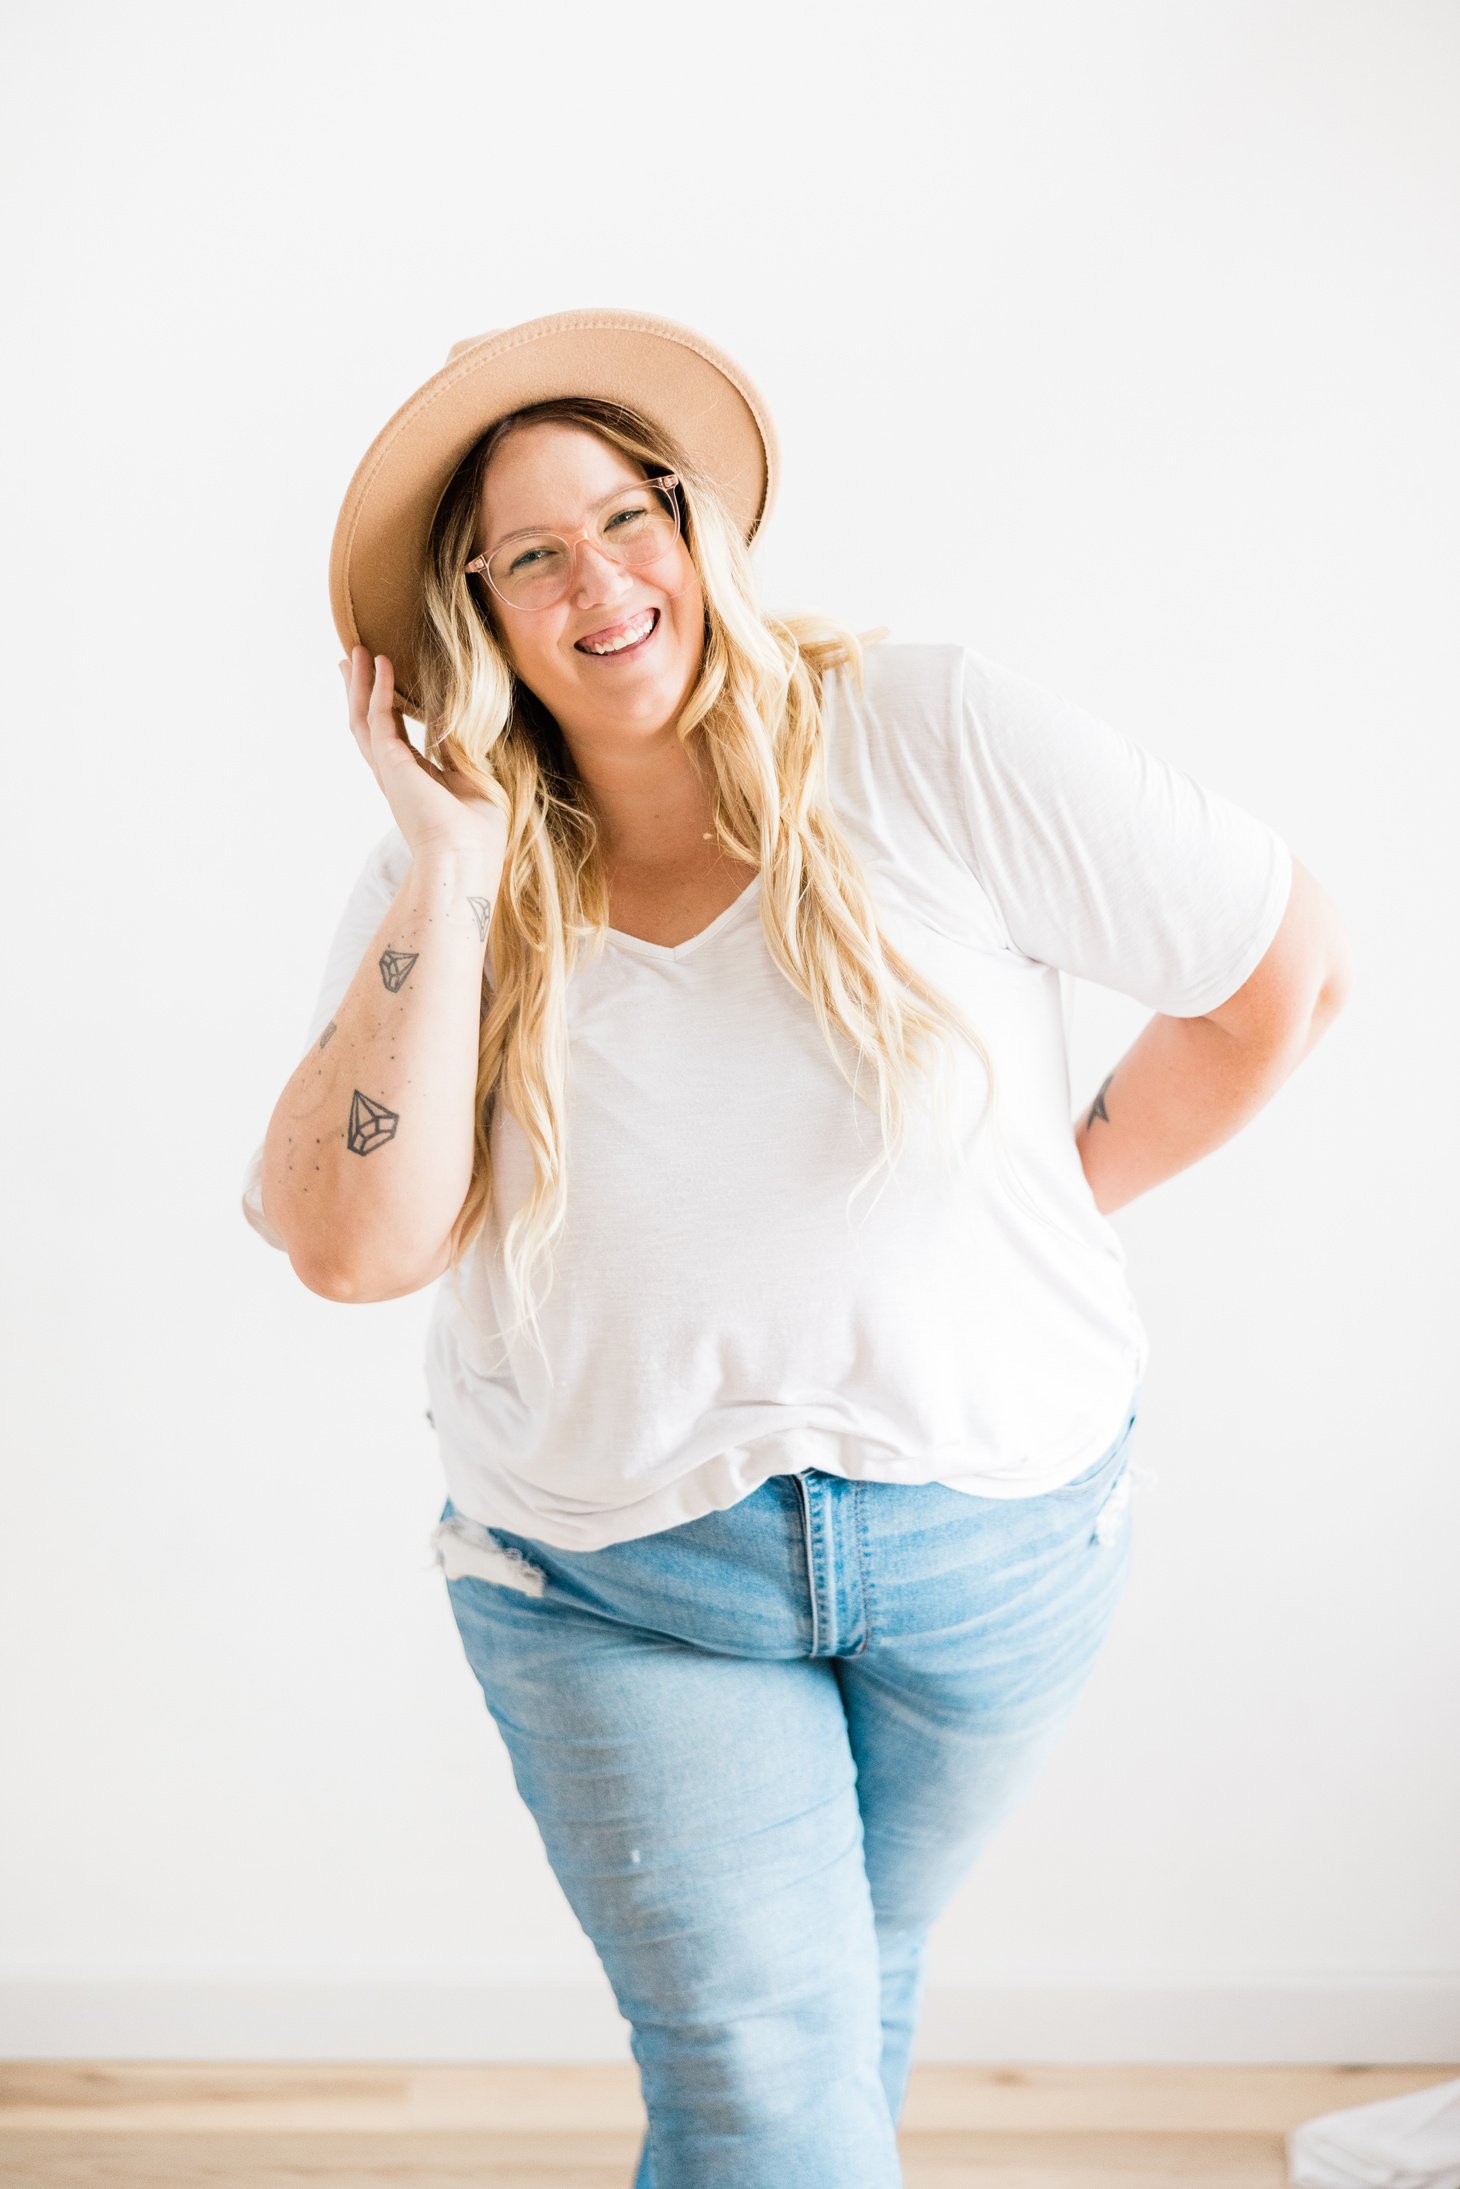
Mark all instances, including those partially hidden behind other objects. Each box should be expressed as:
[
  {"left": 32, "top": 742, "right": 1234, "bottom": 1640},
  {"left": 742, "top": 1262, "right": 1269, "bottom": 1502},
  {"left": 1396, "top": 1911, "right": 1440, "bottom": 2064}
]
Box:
[{"left": 1074, "top": 856, "right": 1355, "bottom": 1216}]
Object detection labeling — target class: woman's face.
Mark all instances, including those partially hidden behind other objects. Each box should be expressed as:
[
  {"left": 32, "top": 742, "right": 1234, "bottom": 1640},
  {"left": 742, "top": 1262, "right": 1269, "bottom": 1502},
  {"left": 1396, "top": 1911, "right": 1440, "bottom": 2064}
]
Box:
[{"left": 474, "top": 420, "right": 706, "bottom": 747}]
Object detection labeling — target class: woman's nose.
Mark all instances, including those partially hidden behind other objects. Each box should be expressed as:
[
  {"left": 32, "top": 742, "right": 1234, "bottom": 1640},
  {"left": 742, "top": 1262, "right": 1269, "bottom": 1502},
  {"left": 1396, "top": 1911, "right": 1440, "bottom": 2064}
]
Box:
[{"left": 568, "top": 534, "right": 634, "bottom": 602}]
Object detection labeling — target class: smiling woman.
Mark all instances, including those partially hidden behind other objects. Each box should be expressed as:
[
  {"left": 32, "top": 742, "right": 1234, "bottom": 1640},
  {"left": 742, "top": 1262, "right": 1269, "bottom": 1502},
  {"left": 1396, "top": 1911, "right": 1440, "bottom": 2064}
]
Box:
[{"left": 243, "top": 305, "right": 1349, "bottom": 2189}]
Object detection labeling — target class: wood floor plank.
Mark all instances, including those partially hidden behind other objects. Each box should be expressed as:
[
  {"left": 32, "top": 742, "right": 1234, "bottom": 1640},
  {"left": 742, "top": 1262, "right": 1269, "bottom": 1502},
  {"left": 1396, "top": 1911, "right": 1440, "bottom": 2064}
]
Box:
[
  {"left": 0, "top": 2062, "right": 645, "bottom": 2133},
  {"left": 900, "top": 2130, "right": 1290, "bottom": 2185},
  {"left": 0, "top": 2126, "right": 1296, "bottom": 2188},
  {"left": 0, "top": 2133, "right": 640, "bottom": 2187},
  {"left": 1, "top": 2059, "right": 1451, "bottom": 2131},
  {"left": 901, "top": 2060, "right": 1454, "bottom": 2131}
]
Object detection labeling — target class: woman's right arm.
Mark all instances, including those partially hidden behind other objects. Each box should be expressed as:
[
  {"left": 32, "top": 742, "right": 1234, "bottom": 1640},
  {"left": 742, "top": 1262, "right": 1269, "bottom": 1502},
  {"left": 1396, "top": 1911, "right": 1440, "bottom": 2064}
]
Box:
[
  {"left": 260, "top": 842, "right": 500, "bottom": 1300},
  {"left": 260, "top": 646, "right": 510, "bottom": 1300}
]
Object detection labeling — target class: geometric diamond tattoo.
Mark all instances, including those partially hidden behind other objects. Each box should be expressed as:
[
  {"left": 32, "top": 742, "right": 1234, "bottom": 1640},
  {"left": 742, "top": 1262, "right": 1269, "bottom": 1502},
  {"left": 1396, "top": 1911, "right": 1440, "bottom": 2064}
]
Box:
[
  {"left": 379, "top": 947, "right": 419, "bottom": 991},
  {"left": 348, "top": 1088, "right": 399, "bottom": 1155}
]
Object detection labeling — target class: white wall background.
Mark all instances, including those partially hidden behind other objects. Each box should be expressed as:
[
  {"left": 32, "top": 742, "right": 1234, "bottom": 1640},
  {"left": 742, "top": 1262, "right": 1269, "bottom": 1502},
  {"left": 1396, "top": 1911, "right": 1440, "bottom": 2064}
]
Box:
[{"left": 3, "top": 0, "right": 1456, "bottom": 2065}]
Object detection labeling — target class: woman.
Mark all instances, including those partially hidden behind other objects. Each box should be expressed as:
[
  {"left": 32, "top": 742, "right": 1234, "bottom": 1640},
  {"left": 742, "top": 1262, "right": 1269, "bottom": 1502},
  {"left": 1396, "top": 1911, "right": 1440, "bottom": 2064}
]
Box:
[{"left": 242, "top": 307, "right": 1352, "bottom": 2188}]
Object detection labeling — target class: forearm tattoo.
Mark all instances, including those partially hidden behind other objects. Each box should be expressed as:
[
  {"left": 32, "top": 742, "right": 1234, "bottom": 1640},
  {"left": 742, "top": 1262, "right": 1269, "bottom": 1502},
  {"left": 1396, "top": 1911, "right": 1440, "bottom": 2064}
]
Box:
[
  {"left": 1085, "top": 1072, "right": 1114, "bottom": 1130},
  {"left": 326, "top": 897, "right": 492, "bottom": 1154},
  {"left": 379, "top": 946, "right": 419, "bottom": 992},
  {"left": 348, "top": 1089, "right": 400, "bottom": 1157}
]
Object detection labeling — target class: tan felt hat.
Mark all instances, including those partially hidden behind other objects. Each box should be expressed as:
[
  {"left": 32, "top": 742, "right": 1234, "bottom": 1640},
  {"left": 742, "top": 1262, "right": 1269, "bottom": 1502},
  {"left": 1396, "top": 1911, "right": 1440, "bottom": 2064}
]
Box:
[{"left": 328, "top": 305, "right": 782, "bottom": 719}]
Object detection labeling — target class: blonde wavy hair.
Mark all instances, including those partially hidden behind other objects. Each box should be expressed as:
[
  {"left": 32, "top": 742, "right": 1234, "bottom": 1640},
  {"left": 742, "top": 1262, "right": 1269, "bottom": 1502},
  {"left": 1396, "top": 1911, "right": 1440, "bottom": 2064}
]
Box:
[{"left": 412, "top": 395, "right": 1010, "bottom": 1368}]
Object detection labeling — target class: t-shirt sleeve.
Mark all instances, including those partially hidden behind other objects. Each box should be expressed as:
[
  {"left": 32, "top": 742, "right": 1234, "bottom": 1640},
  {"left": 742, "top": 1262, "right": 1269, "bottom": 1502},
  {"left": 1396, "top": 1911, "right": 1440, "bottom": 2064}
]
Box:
[
  {"left": 952, "top": 645, "right": 1293, "bottom": 1017},
  {"left": 241, "top": 826, "right": 410, "bottom": 1251}
]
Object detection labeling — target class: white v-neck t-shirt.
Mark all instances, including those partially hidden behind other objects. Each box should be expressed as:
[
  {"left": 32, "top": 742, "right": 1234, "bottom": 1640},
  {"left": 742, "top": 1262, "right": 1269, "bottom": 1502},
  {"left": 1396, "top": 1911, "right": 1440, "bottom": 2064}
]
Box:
[{"left": 243, "top": 639, "right": 1292, "bottom": 1549}]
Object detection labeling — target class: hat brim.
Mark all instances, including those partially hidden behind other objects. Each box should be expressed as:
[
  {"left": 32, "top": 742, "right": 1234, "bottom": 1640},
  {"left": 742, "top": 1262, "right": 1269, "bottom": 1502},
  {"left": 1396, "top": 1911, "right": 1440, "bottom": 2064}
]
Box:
[{"left": 329, "top": 307, "right": 780, "bottom": 720}]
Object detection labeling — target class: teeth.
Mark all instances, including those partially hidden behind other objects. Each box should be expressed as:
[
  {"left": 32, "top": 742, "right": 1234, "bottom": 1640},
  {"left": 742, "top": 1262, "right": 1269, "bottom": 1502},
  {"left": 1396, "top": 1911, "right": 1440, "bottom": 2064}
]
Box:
[
  {"left": 584, "top": 617, "right": 651, "bottom": 654},
  {"left": 581, "top": 610, "right": 655, "bottom": 655}
]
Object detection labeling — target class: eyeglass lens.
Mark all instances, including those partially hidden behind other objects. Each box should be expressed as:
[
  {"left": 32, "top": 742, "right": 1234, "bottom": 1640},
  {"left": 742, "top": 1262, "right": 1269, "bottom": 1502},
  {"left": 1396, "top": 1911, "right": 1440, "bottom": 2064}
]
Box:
[{"left": 486, "top": 483, "right": 678, "bottom": 608}]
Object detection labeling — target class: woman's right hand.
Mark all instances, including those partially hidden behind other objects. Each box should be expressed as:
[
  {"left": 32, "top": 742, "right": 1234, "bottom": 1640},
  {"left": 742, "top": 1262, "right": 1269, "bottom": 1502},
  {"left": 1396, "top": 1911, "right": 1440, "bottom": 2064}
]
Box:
[{"left": 339, "top": 647, "right": 509, "bottom": 875}]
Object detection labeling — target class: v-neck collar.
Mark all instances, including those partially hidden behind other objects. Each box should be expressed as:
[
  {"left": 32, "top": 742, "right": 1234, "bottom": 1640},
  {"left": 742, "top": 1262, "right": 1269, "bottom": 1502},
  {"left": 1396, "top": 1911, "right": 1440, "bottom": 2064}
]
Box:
[{"left": 604, "top": 873, "right": 762, "bottom": 964}]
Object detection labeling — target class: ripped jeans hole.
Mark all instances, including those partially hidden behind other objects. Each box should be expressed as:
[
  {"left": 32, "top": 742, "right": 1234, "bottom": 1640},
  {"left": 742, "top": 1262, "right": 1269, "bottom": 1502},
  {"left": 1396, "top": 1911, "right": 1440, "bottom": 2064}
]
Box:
[{"left": 428, "top": 1513, "right": 548, "bottom": 1596}]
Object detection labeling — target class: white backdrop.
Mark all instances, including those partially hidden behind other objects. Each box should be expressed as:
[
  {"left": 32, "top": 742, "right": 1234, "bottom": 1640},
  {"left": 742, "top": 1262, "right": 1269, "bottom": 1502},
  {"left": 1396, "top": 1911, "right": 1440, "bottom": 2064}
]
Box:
[{"left": 3, "top": 0, "right": 1456, "bottom": 2063}]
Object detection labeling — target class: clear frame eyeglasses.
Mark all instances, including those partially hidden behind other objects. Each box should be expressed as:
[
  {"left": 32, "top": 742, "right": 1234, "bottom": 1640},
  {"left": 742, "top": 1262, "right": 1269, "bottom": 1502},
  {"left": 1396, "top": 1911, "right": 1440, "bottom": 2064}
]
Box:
[{"left": 465, "top": 472, "right": 682, "bottom": 612}]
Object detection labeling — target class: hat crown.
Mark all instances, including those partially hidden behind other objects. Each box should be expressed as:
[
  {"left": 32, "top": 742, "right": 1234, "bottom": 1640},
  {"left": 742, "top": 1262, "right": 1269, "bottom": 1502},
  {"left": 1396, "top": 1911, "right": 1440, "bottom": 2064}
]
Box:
[{"left": 445, "top": 332, "right": 498, "bottom": 366}]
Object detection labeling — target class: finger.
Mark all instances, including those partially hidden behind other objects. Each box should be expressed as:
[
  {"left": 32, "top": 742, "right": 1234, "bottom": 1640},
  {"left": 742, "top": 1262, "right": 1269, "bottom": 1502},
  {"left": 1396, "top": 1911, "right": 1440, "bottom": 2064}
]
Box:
[
  {"left": 341, "top": 650, "right": 383, "bottom": 784},
  {"left": 367, "top": 659, "right": 418, "bottom": 771},
  {"left": 366, "top": 653, "right": 401, "bottom": 732},
  {"left": 344, "top": 646, "right": 373, "bottom": 732}
]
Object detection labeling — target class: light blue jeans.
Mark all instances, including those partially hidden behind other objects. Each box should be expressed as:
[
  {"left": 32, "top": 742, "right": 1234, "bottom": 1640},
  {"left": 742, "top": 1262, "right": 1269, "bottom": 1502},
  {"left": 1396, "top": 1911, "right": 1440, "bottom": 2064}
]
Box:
[{"left": 438, "top": 1385, "right": 1142, "bottom": 2189}]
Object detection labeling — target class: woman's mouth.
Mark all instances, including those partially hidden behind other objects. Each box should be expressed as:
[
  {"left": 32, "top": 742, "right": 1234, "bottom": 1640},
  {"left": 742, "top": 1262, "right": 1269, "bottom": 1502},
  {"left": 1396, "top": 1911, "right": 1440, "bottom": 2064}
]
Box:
[{"left": 574, "top": 607, "right": 661, "bottom": 662}]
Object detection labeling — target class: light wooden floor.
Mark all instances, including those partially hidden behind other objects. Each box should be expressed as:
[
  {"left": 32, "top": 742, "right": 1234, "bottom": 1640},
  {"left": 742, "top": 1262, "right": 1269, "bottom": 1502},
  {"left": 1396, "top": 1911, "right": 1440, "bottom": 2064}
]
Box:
[{"left": 0, "top": 2061, "right": 1452, "bottom": 2186}]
